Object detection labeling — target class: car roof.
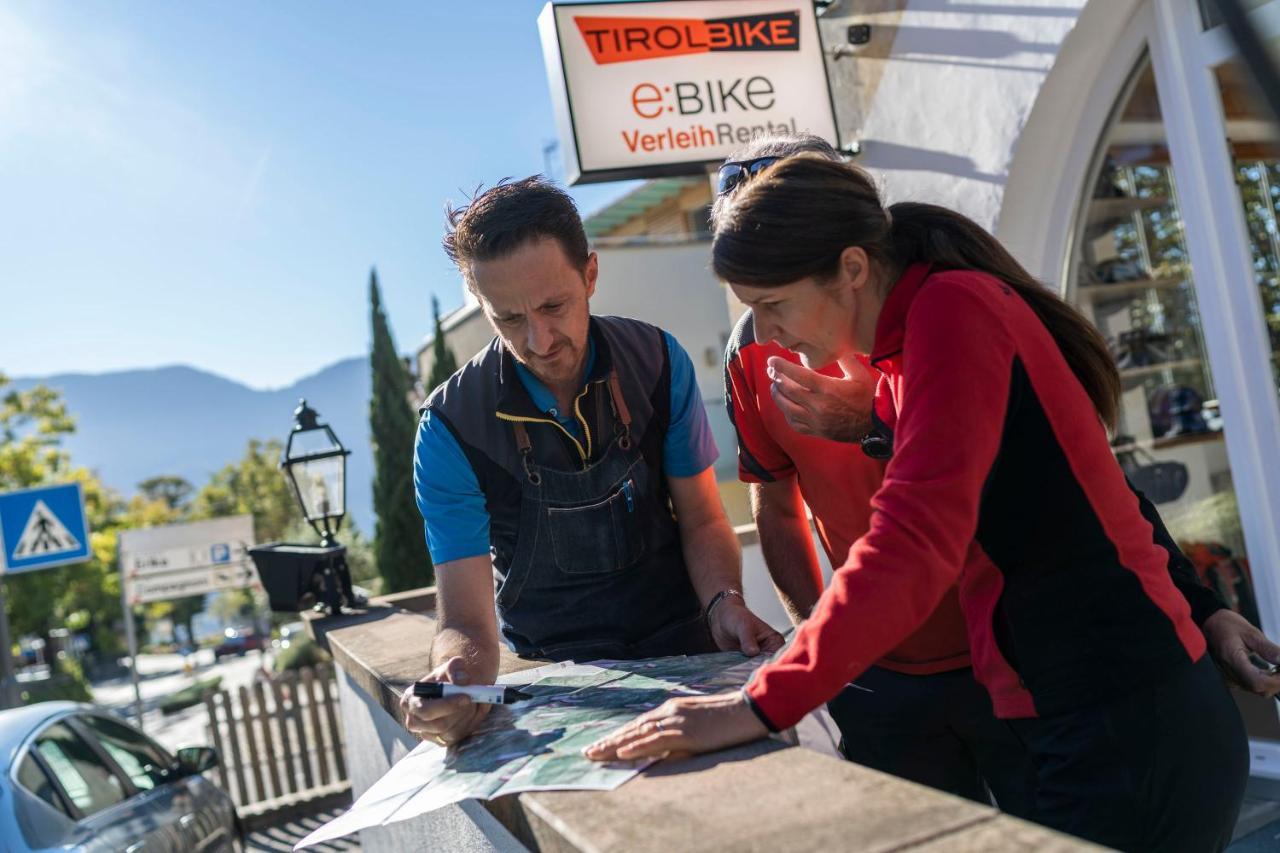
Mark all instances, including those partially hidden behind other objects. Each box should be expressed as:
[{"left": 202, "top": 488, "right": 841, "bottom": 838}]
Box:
[{"left": 0, "top": 702, "right": 97, "bottom": 772}]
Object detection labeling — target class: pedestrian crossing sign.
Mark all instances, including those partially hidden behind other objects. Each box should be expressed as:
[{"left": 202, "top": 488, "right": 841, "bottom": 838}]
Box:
[{"left": 0, "top": 483, "right": 92, "bottom": 574}]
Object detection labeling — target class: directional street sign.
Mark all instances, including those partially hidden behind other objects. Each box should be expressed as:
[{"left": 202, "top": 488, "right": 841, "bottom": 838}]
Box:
[
  {"left": 126, "top": 564, "right": 258, "bottom": 605},
  {"left": 0, "top": 483, "right": 92, "bottom": 574},
  {"left": 123, "top": 541, "right": 250, "bottom": 579},
  {"left": 118, "top": 515, "right": 257, "bottom": 605}
]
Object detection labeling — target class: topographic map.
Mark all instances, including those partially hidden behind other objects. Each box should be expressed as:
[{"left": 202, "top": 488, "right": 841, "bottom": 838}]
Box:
[{"left": 296, "top": 651, "right": 770, "bottom": 849}]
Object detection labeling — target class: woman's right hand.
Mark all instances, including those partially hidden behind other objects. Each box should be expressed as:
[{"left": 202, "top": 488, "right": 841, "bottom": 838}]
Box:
[
  {"left": 399, "top": 656, "right": 491, "bottom": 746},
  {"left": 766, "top": 356, "right": 875, "bottom": 442}
]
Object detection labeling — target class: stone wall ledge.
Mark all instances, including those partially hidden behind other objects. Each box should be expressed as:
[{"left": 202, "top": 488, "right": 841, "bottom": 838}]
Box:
[{"left": 305, "top": 591, "right": 1100, "bottom": 852}]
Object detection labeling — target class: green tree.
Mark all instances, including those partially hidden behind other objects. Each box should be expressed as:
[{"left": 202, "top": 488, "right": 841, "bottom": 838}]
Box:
[
  {"left": 0, "top": 374, "right": 122, "bottom": 696},
  {"left": 426, "top": 295, "right": 459, "bottom": 392},
  {"left": 368, "top": 269, "right": 432, "bottom": 593},
  {"left": 0, "top": 377, "right": 76, "bottom": 491},
  {"left": 191, "top": 439, "right": 301, "bottom": 542},
  {"left": 209, "top": 588, "right": 256, "bottom": 626},
  {"left": 137, "top": 475, "right": 194, "bottom": 511}
]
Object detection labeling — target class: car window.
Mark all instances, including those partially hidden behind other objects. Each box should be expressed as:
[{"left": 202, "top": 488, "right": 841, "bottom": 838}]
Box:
[
  {"left": 16, "top": 752, "right": 70, "bottom": 817},
  {"left": 78, "top": 715, "right": 174, "bottom": 791},
  {"left": 34, "top": 723, "right": 127, "bottom": 816}
]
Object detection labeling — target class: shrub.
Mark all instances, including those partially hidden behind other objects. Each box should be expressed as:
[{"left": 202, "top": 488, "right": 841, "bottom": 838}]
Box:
[
  {"left": 159, "top": 676, "right": 223, "bottom": 715},
  {"left": 273, "top": 637, "right": 330, "bottom": 672}
]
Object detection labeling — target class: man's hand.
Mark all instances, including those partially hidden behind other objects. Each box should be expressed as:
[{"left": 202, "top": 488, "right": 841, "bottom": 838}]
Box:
[
  {"left": 767, "top": 356, "right": 875, "bottom": 442},
  {"left": 399, "top": 656, "right": 491, "bottom": 747},
  {"left": 1203, "top": 609, "right": 1280, "bottom": 698},
  {"left": 709, "top": 596, "right": 785, "bottom": 656}
]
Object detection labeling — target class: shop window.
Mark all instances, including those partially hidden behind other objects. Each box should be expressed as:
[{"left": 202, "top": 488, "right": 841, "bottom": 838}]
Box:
[
  {"left": 1216, "top": 60, "right": 1280, "bottom": 390},
  {"left": 1070, "top": 57, "right": 1278, "bottom": 738}
]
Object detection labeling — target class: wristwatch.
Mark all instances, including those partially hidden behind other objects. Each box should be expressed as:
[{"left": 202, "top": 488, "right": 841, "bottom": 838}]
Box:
[{"left": 705, "top": 588, "right": 744, "bottom": 621}]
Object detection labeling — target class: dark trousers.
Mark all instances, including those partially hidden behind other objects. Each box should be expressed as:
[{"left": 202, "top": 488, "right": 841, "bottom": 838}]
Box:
[
  {"left": 826, "top": 665, "right": 1038, "bottom": 820},
  {"left": 1009, "top": 655, "right": 1248, "bottom": 852}
]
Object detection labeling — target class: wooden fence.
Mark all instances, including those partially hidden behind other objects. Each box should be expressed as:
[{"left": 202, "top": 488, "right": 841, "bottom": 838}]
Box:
[{"left": 202, "top": 663, "right": 347, "bottom": 807}]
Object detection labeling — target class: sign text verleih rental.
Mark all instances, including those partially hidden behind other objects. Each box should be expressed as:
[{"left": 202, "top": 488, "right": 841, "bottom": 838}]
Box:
[{"left": 539, "top": 0, "right": 839, "bottom": 184}]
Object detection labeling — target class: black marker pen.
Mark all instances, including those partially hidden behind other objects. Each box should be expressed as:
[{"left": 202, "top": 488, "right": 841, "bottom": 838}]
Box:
[{"left": 413, "top": 682, "right": 533, "bottom": 705}]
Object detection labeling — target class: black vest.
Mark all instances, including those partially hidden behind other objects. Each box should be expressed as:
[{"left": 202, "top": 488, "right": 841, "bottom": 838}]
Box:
[{"left": 421, "top": 316, "right": 712, "bottom": 659}]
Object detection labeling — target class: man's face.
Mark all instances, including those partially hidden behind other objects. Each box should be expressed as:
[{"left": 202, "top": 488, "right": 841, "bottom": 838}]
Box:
[{"left": 470, "top": 237, "right": 597, "bottom": 391}]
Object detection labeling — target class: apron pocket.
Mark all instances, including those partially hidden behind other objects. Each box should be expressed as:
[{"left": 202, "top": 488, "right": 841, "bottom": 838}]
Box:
[{"left": 546, "top": 479, "right": 645, "bottom": 574}]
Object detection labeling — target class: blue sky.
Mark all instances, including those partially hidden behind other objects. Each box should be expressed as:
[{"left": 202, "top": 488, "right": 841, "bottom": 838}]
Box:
[{"left": 0, "top": 2, "right": 637, "bottom": 389}]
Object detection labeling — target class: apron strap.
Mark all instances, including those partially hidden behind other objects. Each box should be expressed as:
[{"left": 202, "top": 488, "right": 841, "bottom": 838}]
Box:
[
  {"left": 606, "top": 371, "right": 634, "bottom": 450},
  {"left": 594, "top": 379, "right": 608, "bottom": 433},
  {"left": 510, "top": 421, "right": 542, "bottom": 485}
]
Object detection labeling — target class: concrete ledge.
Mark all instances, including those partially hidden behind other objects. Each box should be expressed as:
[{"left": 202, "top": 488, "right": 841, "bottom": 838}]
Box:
[
  {"left": 372, "top": 587, "right": 437, "bottom": 614},
  {"left": 310, "top": 594, "right": 1102, "bottom": 852}
]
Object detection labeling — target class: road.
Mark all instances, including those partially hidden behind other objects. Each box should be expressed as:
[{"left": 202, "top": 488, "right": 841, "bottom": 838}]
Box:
[{"left": 91, "top": 649, "right": 274, "bottom": 752}]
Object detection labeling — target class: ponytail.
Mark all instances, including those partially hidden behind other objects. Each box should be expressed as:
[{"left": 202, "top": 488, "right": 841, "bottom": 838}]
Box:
[{"left": 884, "top": 202, "right": 1120, "bottom": 429}]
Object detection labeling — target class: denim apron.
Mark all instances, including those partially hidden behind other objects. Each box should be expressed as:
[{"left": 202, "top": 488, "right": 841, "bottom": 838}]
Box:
[{"left": 494, "top": 372, "right": 716, "bottom": 661}]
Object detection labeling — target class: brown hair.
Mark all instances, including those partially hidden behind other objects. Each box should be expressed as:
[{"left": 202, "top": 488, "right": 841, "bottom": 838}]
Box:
[
  {"left": 713, "top": 155, "right": 1121, "bottom": 429},
  {"left": 443, "top": 176, "right": 589, "bottom": 288}
]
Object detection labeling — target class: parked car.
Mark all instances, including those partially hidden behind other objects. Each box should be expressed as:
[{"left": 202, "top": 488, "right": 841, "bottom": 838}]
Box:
[
  {"left": 1, "top": 701, "right": 241, "bottom": 851},
  {"left": 212, "top": 628, "right": 264, "bottom": 660}
]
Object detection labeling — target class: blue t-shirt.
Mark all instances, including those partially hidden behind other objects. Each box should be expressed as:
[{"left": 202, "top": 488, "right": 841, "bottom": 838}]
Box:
[{"left": 414, "top": 331, "right": 718, "bottom": 564}]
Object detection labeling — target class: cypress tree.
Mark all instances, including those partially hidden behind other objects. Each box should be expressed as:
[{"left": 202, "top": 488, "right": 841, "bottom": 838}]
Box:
[
  {"left": 368, "top": 269, "right": 432, "bottom": 592},
  {"left": 426, "top": 295, "right": 459, "bottom": 392}
]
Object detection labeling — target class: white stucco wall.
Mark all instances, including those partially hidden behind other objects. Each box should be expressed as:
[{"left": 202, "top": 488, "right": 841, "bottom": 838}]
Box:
[
  {"left": 852, "top": 1, "right": 1087, "bottom": 231},
  {"left": 592, "top": 241, "right": 730, "bottom": 403},
  {"left": 997, "top": 0, "right": 1146, "bottom": 283}
]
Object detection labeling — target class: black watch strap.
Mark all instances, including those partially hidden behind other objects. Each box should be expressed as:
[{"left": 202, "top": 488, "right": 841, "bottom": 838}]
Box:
[
  {"left": 705, "top": 588, "right": 743, "bottom": 621},
  {"left": 741, "top": 687, "right": 781, "bottom": 733}
]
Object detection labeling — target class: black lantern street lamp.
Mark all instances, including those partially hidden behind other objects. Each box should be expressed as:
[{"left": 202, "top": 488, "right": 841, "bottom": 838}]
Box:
[
  {"left": 248, "top": 399, "right": 359, "bottom": 617},
  {"left": 281, "top": 399, "right": 351, "bottom": 547}
]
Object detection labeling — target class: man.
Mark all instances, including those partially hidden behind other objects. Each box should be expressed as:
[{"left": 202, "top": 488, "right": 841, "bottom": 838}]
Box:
[
  {"left": 721, "top": 133, "right": 1280, "bottom": 814},
  {"left": 403, "top": 176, "right": 783, "bottom": 746}
]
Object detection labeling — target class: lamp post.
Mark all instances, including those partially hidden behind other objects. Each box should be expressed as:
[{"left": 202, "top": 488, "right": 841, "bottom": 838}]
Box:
[
  {"left": 281, "top": 399, "right": 351, "bottom": 547},
  {"left": 248, "top": 400, "right": 358, "bottom": 616}
]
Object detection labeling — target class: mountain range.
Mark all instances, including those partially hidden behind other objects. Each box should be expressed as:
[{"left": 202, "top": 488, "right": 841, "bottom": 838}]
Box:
[{"left": 10, "top": 358, "right": 377, "bottom": 534}]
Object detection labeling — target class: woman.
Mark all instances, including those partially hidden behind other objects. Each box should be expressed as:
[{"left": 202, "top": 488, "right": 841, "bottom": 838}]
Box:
[{"left": 586, "top": 155, "right": 1249, "bottom": 851}]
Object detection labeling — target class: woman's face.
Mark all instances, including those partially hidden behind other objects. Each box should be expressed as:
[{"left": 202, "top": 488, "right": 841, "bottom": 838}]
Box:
[{"left": 731, "top": 276, "right": 859, "bottom": 368}]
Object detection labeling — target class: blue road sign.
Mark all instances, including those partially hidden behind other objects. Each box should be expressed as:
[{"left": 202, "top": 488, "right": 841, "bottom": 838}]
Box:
[{"left": 0, "top": 483, "right": 92, "bottom": 574}]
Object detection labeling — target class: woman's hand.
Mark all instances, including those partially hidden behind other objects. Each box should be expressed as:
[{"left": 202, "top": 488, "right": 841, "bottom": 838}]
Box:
[
  {"left": 1203, "top": 609, "right": 1280, "bottom": 697},
  {"left": 583, "top": 690, "right": 768, "bottom": 762},
  {"left": 399, "top": 656, "right": 491, "bottom": 747},
  {"left": 767, "top": 356, "right": 875, "bottom": 442}
]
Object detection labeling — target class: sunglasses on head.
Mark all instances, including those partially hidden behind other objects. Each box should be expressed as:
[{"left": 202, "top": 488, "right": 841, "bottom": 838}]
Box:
[{"left": 716, "top": 156, "right": 781, "bottom": 196}]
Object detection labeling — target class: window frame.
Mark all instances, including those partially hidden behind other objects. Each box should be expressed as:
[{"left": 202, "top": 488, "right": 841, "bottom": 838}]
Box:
[
  {"left": 15, "top": 746, "right": 77, "bottom": 820},
  {"left": 23, "top": 717, "right": 133, "bottom": 820},
  {"left": 72, "top": 711, "right": 178, "bottom": 794}
]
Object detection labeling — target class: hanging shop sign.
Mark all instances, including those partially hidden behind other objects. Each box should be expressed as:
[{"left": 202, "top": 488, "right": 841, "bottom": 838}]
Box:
[{"left": 538, "top": 0, "right": 839, "bottom": 184}]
